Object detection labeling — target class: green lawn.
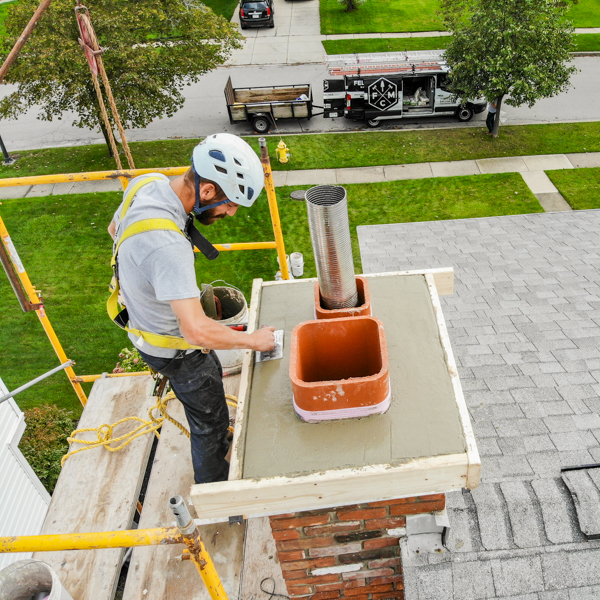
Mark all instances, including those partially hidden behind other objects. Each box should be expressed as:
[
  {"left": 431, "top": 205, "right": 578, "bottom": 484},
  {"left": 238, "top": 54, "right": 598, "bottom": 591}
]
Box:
[
  {"left": 202, "top": 0, "right": 239, "bottom": 21},
  {"left": 323, "top": 34, "right": 600, "bottom": 55},
  {"left": 546, "top": 167, "right": 600, "bottom": 210},
  {"left": 320, "top": 0, "right": 600, "bottom": 35},
  {"left": 2, "top": 123, "right": 599, "bottom": 179},
  {"left": 0, "top": 172, "right": 540, "bottom": 414}
]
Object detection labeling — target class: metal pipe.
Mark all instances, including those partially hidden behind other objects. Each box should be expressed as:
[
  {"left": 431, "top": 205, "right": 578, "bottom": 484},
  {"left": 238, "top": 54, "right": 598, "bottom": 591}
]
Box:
[
  {"left": 169, "top": 496, "right": 229, "bottom": 600},
  {"left": 305, "top": 185, "right": 357, "bottom": 309},
  {"left": 258, "top": 138, "right": 289, "bottom": 280},
  {"left": 0, "top": 361, "right": 73, "bottom": 405},
  {"left": 0, "top": 0, "right": 53, "bottom": 84},
  {"left": 0, "top": 134, "right": 14, "bottom": 165}
]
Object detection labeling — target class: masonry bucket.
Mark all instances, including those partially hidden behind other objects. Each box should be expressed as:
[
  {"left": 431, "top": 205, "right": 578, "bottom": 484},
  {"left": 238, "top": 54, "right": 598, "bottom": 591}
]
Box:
[
  {"left": 0, "top": 559, "right": 74, "bottom": 600},
  {"left": 315, "top": 275, "right": 371, "bottom": 319},
  {"left": 213, "top": 286, "right": 248, "bottom": 369},
  {"left": 290, "top": 316, "right": 390, "bottom": 423}
]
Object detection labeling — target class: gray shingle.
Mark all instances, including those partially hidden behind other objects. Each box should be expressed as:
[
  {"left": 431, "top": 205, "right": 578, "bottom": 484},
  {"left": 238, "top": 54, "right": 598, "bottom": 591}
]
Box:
[
  {"left": 491, "top": 556, "right": 544, "bottom": 596},
  {"left": 532, "top": 479, "right": 580, "bottom": 544},
  {"left": 452, "top": 561, "right": 495, "bottom": 599},
  {"left": 500, "top": 481, "right": 545, "bottom": 549},
  {"left": 470, "top": 484, "right": 513, "bottom": 550}
]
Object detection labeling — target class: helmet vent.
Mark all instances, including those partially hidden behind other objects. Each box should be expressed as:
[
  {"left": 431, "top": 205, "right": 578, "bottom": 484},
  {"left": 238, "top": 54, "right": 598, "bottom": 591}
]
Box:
[
  {"left": 234, "top": 157, "right": 242, "bottom": 166},
  {"left": 248, "top": 187, "right": 254, "bottom": 201},
  {"left": 237, "top": 172, "right": 245, "bottom": 180},
  {"left": 214, "top": 165, "right": 228, "bottom": 174},
  {"left": 209, "top": 149, "right": 226, "bottom": 162},
  {"left": 239, "top": 185, "right": 245, "bottom": 194}
]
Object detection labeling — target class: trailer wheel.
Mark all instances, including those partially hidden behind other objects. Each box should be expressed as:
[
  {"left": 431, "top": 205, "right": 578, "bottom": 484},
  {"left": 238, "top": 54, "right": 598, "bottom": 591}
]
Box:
[
  {"left": 456, "top": 106, "right": 474, "bottom": 122},
  {"left": 253, "top": 116, "right": 271, "bottom": 133},
  {"left": 366, "top": 119, "right": 381, "bottom": 128}
]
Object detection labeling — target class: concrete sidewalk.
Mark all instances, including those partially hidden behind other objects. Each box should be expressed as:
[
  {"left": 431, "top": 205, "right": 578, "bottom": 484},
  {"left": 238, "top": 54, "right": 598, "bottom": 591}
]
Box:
[{"left": 2, "top": 151, "right": 599, "bottom": 213}]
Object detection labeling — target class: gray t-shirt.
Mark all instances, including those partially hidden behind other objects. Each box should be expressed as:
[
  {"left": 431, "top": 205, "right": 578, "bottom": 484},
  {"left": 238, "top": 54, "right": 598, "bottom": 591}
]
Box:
[{"left": 112, "top": 174, "right": 199, "bottom": 358}]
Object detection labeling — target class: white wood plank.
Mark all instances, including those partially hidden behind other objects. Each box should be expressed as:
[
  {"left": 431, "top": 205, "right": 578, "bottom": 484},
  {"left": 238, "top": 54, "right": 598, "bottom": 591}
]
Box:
[
  {"left": 122, "top": 396, "right": 244, "bottom": 600},
  {"left": 261, "top": 267, "right": 454, "bottom": 295},
  {"left": 229, "top": 278, "right": 262, "bottom": 482},
  {"left": 240, "top": 517, "right": 286, "bottom": 600},
  {"left": 425, "top": 273, "right": 480, "bottom": 489},
  {"left": 34, "top": 376, "right": 155, "bottom": 600},
  {"left": 191, "top": 454, "right": 470, "bottom": 520}
]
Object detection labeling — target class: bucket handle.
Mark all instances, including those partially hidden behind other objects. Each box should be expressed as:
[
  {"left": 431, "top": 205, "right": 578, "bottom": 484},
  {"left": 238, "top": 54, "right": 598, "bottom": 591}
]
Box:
[{"left": 199, "top": 280, "right": 245, "bottom": 300}]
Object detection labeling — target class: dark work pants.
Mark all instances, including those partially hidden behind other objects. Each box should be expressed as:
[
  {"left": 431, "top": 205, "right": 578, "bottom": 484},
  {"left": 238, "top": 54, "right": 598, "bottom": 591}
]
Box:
[
  {"left": 139, "top": 349, "right": 230, "bottom": 484},
  {"left": 486, "top": 111, "right": 496, "bottom": 133}
]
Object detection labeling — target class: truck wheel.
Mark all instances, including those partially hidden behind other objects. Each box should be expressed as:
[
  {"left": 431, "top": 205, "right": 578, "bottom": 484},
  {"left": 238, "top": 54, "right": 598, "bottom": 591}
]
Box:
[
  {"left": 253, "top": 116, "right": 270, "bottom": 133},
  {"left": 456, "top": 106, "right": 474, "bottom": 122},
  {"left": 366, "top": 119, "right": 381, "bottom": 128},
  {"left": 241, "top": 23, "right": 247, "bottom": 29},
  {"left": 269, "top": 18, "right": 275, "bottom": 27}
]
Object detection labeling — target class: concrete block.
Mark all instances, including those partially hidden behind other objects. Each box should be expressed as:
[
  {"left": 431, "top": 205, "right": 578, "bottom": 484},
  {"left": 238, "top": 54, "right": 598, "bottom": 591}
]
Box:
[
  {"left": 536, "top": 193, "right": 573, "bottom": 212},
  {"left": 335, "top": 166, "right": 385, "bottom": 185},
  {"left": 383, "top": 163, "right": 433, "bottom": 181},
  {"left": 566, "top": 152, "right": 600, "bottom": 168},
  {"left": 430, "top": 160, "right": 480, "bottom": 178},
  {"left": 0, "top": 185, "right": 31, "bottom": 199},
  {"left": 476, "top": 156, "right": 528, "bottom": 174},
  {"left": 73, "top": 180, "right": 122, "bottom": 194},
  {"left": 522, "top": 154, "right": 574, "bottom": 171},
  {"left": 283, "top": 169, "right": 336, "bottom": 186},
  {"left": 521, "top": 171, "right": 559, "bottom": 194},
  {"left": 500, "top": 480, "right": 545, "bottom": 548},
  {"left": 490, "top": 556, "right": 544, "bottom": 596}
]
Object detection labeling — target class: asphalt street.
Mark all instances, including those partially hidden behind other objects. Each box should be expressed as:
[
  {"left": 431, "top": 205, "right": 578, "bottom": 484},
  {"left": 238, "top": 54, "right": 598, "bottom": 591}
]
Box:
[{"left": 0, "top": 57, "right": 599, "bottom": 152}]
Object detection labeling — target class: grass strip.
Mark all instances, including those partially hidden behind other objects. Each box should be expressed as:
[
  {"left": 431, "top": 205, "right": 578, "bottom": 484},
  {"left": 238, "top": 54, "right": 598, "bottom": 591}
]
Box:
[
  {"left": 0, "top": 0, "right": 17, "bottom": 38},
  {"left": 2, "top": 123, "right": 599, "bottom": 179},
  {"left": 202, "top": 0, "right": 239, "bottom": 21},
  {"left": 546, "top": 167, "right": 600, "bottom": 210},
  {"left": 0, "top": 172, "right": 540, "bottom": 413},
  {"left": 323, "top": 34, "right": 600, "bottom": 55}
]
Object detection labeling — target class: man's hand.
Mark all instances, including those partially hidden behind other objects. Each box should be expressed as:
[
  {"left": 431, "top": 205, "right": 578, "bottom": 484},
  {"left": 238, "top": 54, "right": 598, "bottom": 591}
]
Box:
[{"left": 249, "top": 326, "right": 276, "bottom": 352}]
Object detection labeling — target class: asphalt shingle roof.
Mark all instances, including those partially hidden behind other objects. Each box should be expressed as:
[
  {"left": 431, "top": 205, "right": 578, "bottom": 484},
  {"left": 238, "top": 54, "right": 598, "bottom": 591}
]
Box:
[{"left": 358, "top": 210, "right": 600, "bottom": 599}]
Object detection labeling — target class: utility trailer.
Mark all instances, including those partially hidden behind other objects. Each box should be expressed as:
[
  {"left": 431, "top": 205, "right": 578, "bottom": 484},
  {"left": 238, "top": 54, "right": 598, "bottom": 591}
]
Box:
[
  {"left": 324, "top": 51, "right": 487, "bottom": 128},
  {"left": 224, "top": 76, "right": 317, "bottom": 134}
]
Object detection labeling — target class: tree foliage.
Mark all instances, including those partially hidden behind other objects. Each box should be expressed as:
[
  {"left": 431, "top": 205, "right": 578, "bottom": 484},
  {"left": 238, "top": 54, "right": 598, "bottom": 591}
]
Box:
[
  {"left": 0, "top": 0, "right": 242, "bottom": 138},
  {"left": 441, "top": 0, "right": 577, "bottom": 136},
  {"left": 338, "top": 0, "right": 366, "bottom": 13}
]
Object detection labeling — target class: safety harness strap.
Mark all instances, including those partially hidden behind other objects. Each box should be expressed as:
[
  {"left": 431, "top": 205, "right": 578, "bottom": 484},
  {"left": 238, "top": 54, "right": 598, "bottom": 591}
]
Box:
[{"left": 108, "top": 176, "right": 204, "bottom": 351}]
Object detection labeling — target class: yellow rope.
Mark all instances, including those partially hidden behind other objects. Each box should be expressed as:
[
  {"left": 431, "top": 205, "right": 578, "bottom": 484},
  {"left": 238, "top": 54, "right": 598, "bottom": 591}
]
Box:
[{"left": 62, "top": 392, "right": 238, "bottom": 466}]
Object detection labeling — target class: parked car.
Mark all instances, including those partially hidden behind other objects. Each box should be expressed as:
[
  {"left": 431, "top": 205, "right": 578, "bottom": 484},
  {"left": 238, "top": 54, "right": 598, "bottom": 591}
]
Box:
[{"left": 239, "top": 0, "right": 274, "bottom": 29}]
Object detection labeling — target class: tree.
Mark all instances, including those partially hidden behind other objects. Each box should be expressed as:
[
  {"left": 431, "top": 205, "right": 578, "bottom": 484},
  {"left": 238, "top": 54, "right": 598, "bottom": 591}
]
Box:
[
  {"left": 0, "top": 0, "right": 242, "bottom": 153},
  {"left": 338, "top": 0, "right": 366, "bottom": 13},
  {"left": 440, "top": 0, "right": 576, "bottom": 137}
]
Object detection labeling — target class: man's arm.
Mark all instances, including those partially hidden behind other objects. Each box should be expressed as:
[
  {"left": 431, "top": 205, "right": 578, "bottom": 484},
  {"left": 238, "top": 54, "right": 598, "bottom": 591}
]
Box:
[
  {"left": 170, "top": 297, "right": 275, "bottom": 352},
  {"left": 108, "top": 220, "right": 116, "bottom": 240}
]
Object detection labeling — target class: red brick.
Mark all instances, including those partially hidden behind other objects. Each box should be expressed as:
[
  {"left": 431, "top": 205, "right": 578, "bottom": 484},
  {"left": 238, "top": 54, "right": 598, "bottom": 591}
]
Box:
[
  {"left": 305, "top": 522, "right": 362, "bottom": 537},
  {"left": 345, "top": 584, "right": 393, "bottom": 596},
  {"left": 367, "top": 499, "right": 414, "bottom": 508},
  {"left": 372, "top": 591, "right": 404, "bottom": 600},
  {"left": 273, "top": 529, "right": 301, "bottom": 540},
  {"left": 271, "top": 515, "right": 331, "bottom": 530},
  {"left": 364, "top": 538, "right": 400, "bottom": 550},
  {"left": 370, "top": 576, "right": 404, "bottom": 586},
  {"left": 419, "top": 493, "right": 445, "bottom": 503},
  {"left": 279, "top": 550, "right": 306, "bottom": 562},
  {"left": 282, "top": 570, "right": 308, "bottom": 580},
  {"left": 287, "top": 575, "right": 341, "bottom": 586},
  {"left": 281, "top": 557, "right": 336, "bottom": 572},
  {"left": 368, "top": 558, "right": 402, "bottom": 569},
  {"left": 337, "top": 508, "right": 387, "bottom": 521},
  {"left": 340, "top": 595, "right": 369, "bottom": 600},
  {"left": 364, "top": 517, "right": 407, "bottom": 531},
  {"left": 277, "top": 537, "right": 334, "bottom": 552},
  {"left": 315, "top": 583, "right": 345, "bottom": 593},
  {"left": 270, "top": 513, "right": 298, "bottom": 519},
  {"left": 310, "top": 592, "right": 341, "bottom": 600},
  {"left": 287, "top": 586, "right": 314, "bottom": 596},
  {"left": 390, "top": 501, "right": 444, "bottom": 516},
  {"left": 309, "top": 542, "right": 362, "bottom": 558},
  {"left": 343, "top": 568, "right": 395, "bottom": 581}
]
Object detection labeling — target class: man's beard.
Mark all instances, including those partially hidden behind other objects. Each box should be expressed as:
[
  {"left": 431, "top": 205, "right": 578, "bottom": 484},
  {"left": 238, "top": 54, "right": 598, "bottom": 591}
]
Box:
[{"left": 194, "top": 206, "right": 226, "bottom": 226}]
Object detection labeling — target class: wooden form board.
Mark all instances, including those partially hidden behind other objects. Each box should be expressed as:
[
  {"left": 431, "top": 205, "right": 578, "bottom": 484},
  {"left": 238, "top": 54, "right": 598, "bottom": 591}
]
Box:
[
  {"left": 190, "top": 268, "right": 480, "bottom": 520},
  {"left": 122, "top": 396, "right": 244, "bottom": 600},
  {"left": 33, "top": 376, "right": 156, "bottom": 600}
]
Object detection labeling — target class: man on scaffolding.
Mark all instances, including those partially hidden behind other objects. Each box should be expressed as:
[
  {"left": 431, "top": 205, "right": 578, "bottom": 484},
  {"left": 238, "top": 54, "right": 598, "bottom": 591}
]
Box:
[{"left": 107, "top": 133, "right": 275, "bottom": 484}]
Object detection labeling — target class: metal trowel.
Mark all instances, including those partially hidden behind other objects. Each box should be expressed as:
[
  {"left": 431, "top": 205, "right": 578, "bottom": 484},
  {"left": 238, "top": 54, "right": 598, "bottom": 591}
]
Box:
[{"left": 255, "top": 329, "right": 284, "bottom": 363}]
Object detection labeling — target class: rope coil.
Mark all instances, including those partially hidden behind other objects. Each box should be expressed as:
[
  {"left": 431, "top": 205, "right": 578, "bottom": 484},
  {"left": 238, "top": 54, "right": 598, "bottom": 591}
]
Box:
[{"left": 62, "top": 391, "right": 238, "bottom": 466}]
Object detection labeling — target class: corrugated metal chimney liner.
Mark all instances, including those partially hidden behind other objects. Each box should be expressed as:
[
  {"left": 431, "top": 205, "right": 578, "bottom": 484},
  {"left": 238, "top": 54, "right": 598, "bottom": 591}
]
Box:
[{"left": 305, "top": 185, "right": 358, "bottom": 310}]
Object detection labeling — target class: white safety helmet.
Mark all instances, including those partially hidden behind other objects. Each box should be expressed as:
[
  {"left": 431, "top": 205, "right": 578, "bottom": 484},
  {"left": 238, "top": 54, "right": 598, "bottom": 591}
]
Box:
[{"left": 192, "top": 133, "right": 264, "bottom": 208}]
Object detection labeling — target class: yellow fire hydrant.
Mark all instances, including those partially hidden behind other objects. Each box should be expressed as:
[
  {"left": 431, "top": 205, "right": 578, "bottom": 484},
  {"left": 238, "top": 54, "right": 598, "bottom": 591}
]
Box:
[{"left": 276, "top": 140, "right": 290, "bottom": 164}]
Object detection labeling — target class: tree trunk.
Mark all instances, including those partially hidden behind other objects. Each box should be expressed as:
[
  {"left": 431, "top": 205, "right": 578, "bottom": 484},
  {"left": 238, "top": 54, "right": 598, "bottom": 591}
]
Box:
[
  {"left": 345, "top": 0, "right": 357, "bottom": 12},
  {"left": 492, "top": 94, "right": 504, "bottom": 138},
  {"left": 99, "top": 120, "right": 115, "bottom": 158},
  {"left": 86, "top": 82, "right": 114, "bottom": 157}
]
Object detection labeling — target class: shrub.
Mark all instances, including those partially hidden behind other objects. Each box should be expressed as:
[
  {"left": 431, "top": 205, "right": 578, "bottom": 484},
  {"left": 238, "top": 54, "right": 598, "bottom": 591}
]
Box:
[
  {"left": 113, "top": 348, "right": 148, "bottom": 373},
  {"left": 19, "top": 405, "right": 76, "bottom": 494}
]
